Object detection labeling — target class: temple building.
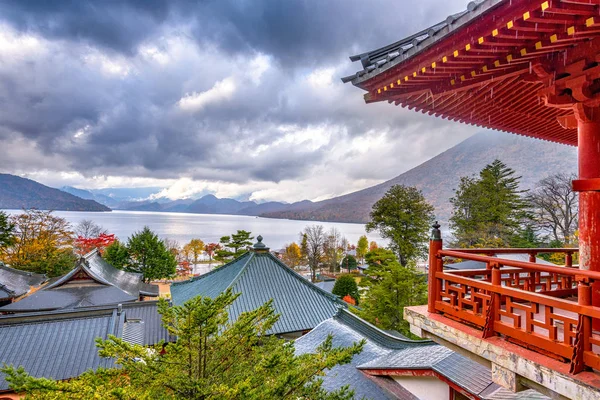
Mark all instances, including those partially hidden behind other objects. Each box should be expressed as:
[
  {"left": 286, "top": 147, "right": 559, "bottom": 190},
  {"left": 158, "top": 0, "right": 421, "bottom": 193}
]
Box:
[
  {"left": 0, "top": 249, "right": 159, "bottom": 313},
  {"left": 0, "top": 301, "right": 172, "bottom": 399},
  {"left": 171, "top": 236, "right": 346, "bottom": 338},
  {"left": 0, "top": 263, "right": 46, "bottom": 307},
  {"left": 344, "top": 0, "right": 600, "bottom": 398},
  {"left": 296, "top": 309, "right": 547, "bottom": 400}
]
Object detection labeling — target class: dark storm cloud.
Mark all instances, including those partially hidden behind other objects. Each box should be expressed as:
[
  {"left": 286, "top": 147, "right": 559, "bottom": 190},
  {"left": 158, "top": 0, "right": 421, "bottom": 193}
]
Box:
[
  {"left": 0, "top": 0, "right": 463, "bottom": 65},
  {"left": 0, "top": 0, "right": 476, "bottom": 198}
]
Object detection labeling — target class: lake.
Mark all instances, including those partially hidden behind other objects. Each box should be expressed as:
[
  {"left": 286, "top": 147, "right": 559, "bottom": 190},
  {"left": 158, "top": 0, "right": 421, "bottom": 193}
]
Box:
[{"left": 2, "top": 210, "right": 382, "bottom": 250}]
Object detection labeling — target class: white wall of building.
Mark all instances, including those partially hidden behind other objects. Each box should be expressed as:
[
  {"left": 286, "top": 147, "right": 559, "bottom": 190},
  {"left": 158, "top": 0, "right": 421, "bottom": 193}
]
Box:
[{"left": 393, "top": 376, "right": 449, "bottom": 400}]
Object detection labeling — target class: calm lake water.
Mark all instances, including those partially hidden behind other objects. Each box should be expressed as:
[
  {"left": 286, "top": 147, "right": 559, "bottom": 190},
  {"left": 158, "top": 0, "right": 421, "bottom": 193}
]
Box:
[{"left": 2, "top": 210, "right": 382, "bottom": 250}]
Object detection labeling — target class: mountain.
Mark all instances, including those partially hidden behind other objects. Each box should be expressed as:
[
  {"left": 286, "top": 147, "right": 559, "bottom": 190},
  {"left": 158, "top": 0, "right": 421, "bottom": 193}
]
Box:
[
  {"left": 61, "top": 186, "right": 122, "bottom": 208},
  {"left": 111, "top": 194, "right": 313, "bottom": 217},
  {"left": 262, "top": 131, "right": 578, "bottom": 224},
  {"left": 0, "top": 174, "right": 110, "bottom": 212}
]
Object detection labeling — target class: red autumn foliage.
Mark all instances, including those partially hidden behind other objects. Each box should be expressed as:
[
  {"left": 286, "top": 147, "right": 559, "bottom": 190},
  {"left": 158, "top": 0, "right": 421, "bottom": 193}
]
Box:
[
  {"left": 74, "top": 233, "right": 116, "bottom": 255},
  {"left": 342, "top": 295, "right": 356, "bottom": 306},
  {"left": 204, "top": 243, "right": 221, "bottom": 260}
]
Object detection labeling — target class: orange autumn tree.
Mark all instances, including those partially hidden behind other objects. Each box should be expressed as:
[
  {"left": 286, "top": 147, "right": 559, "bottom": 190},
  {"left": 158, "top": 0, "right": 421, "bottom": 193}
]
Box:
[{"left": 1, "top": 209, "right": 76, "bottom": 276}]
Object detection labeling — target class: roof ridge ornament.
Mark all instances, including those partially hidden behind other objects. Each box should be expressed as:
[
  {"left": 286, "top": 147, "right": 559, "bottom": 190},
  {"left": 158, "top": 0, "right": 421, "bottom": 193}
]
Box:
[{"left": 252, "top": 235, "right": 270, "bottom": 253}]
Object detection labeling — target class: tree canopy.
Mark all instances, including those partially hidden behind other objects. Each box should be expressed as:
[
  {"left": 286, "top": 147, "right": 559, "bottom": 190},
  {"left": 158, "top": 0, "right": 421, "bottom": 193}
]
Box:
[
  {"left": 356, "top": 236, "right": 368, "bottom": 264},
  {"left": 358, "top": 249, "right": 426, "bottom": 336},
  {"left": 332, "top": 274, "right": 360, "bottom": 305},
  {"left": 0, "top": 210, "right": 75, "bottom": 276},
  {"left": 302, "top": 225, "right": 325, "bottom": 282},
  {"left": 0, "top": 211, "right": 15, "bottom": 255},
  {"left": 450, "top": 159, "right": 530, "bottom": 247},
  {"left": 529, "top": 173, "right": 578, "bottom": 246},
  {"left": 216, "top": 230, "right": 254, "bottom": 262},
  {"left": 183, "top": 238, "right": 205, "bottom": 264},
  {"left": 282, "top": 242, "right": 302, "bottom": 269},
  {"left": 341, "top": 255, "right": 357, "bottom": 272},
  {"left": 126, "top": 227, "right": 177, "bottom": 282},
  {"left": 3, "top": 289, "right": 364, "bottom": 400},
  {"left": 366, "top": 185, "right": 434, "bottom": 267}
]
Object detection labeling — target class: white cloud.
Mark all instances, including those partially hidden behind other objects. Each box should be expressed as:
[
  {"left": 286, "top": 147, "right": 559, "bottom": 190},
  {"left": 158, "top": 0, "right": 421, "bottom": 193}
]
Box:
[{"left": 177, "top": 77, "right": 236, "bottom": 112}]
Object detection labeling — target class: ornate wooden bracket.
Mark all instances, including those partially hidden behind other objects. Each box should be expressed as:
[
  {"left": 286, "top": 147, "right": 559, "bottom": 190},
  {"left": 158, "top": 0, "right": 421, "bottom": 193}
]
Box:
[
  {"left": 569, "top": 314, "right": 589, "bottom": 374},
  {"left": 482, "top": 293, "right": 496, "bottom": 339}
]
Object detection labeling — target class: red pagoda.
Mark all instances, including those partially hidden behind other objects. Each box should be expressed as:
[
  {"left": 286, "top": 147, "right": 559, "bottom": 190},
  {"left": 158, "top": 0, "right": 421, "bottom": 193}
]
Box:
[{"left": 344, "top": 0, "right": 600, "bottom": 398}]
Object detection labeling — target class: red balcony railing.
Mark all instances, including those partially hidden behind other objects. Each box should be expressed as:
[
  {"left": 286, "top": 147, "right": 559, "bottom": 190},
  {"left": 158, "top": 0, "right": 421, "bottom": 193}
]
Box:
[{"left": 427, "top": 235, "right": 600, "bottom": 374}]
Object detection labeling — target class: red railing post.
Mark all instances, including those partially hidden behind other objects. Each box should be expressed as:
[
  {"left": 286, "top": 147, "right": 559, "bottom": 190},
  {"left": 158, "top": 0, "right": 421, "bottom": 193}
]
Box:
[
  {"left": 428, "top": 222, "right": 443, "bottom": 313},
  {"left": 571, "top": 277, "right": 592, "bottom": 374},
  {"left": 483, "top": 262, "right": 501, "bottom": 338},
  {"left": 566, "top": 252, "right": 573, "bottom": 268}
]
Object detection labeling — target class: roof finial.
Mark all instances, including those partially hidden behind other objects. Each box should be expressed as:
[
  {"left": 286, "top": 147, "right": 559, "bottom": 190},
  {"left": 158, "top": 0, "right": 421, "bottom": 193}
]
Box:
[{"left": 252, "top": 235, "right": 269, "bottom": 252}]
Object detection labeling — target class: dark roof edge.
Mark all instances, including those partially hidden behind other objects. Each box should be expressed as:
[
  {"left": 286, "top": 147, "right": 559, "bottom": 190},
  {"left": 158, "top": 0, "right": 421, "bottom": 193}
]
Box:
[
  {"left": 170, "top": 251, "right": 252, "bottom": 287},
  {"left": 335, "top": 308, "right": 434, "bottom": 348},
  {"left": 0, "top": 306, "right": 117, "bottom": 325},
  {"left": 344, "top": 0, "right": 504, "bottom": 86}
]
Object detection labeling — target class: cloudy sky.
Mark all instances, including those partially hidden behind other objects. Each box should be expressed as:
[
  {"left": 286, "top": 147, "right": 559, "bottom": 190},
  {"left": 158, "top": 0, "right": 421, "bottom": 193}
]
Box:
[{"left": 0, "top": 0, "right": 480, "bottom": 203}]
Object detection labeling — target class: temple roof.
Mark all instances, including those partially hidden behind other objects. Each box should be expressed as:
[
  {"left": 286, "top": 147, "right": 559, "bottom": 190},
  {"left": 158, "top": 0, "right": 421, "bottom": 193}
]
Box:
[
  {"left": 342, "top": 0, "right": 600, "bottom": 146},
  {"left": 295, "top": 309, "right": 548, "bottom": 400},
  {"left": 0, "top": 301, "right": 172, "bottom": 392},
  {"left": 0, "top": 250, "right": 158, "bottom": 313},
  {"left": 0, "top": 263, "right": 47, "bottom": 300},
  {"left": 171, "top": 239, "right": 345, "bottom": 335}
]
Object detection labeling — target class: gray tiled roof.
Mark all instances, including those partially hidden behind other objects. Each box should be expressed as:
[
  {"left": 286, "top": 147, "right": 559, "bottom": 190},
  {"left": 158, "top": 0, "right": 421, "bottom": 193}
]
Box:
[
  {"left": 0, "top": 263, "right": 47, "bottom": 300},
  {"left": 0, "top": 300, "right": 171, "bottom": 392},
  {"left": 0, "top": 285, "right": 137, "bottom": 312},
  {"left": 341, "top": 0, "right": 498, "bottom": 85},
  {"left": 46, "top": 250, "right": 157, "bottom": 297},
  {"left": 171, "top": 251, "right": 345, "bottom": 335},
  {"left": 433, "top": 352, "right": 494, "bottom": 395},
  {"left": 296, "top": 309, "right": 548, "bottom": 400},
  {"left": 0, "top": 250, "right": 159, "bottom": 313},
  {"left": 314, "top": 280, "right": 335, "bottom": 293},
  {"left": 295, "top": 312, "right": 398, "bottom": 400}
]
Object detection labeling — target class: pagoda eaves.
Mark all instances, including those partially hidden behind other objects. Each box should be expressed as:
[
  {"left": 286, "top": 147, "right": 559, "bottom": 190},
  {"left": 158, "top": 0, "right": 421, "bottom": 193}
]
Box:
[{"left": 342, "top": 0, "right": 600, "bottom": 146}]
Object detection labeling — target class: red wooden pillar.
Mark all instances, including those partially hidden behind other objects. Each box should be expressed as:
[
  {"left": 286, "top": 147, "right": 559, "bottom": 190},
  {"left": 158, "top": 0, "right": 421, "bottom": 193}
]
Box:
[
  {"left": 428, "top": 222, "right": 442, "bottom": 313},
  {"left": 574, "top": 109, "right": 600, "bottom": 330}
]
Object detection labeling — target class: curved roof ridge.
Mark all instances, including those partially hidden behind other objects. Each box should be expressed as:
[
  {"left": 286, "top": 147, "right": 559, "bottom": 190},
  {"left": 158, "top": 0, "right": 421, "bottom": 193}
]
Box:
[
  {"left": 171, "top": 251, "right": 253, "bottom": 287},
  {"left": 259, "top": 252, "right": 347, "bottom": 307},
  {"left": 335, "top": 308, "right": 434, "bottom": 349},
  {"left": 0, "top": 263, "right": 47, "bottom": 279},
  {"left": 222, "top": 252, "right": 256, "bottom": 293}
]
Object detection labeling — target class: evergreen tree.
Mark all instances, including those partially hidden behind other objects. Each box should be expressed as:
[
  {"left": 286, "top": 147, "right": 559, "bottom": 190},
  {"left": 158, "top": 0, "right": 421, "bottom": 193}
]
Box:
[
  {"left": 102, "top": 240, "right": 130, "bottom": 270},
  {"left": 358, "top": 249, "right": 426, "bottom": 336},
  {"left": 450, "top": 159, "right": 531, "bottom": 247},
  {"left": 366, "top": 185, "right": 435, "bottom": 267},
  {"left": 332, "top": 274, "right": 360, "bottom": 305},
  {"left": 0, "top": 211, "right": 15, "bottom": 255},
  {"left": 341, "top": 255, "right": 357, "bottom": 272},
  {"left": 216, "top": 230, "right": 254, "bottom": 262},
  {"left": 3, "top": 290, "right": 364, "bottom": 399},
  {"left": 126, "top": 227, "right": 177, "bottom": 281}
]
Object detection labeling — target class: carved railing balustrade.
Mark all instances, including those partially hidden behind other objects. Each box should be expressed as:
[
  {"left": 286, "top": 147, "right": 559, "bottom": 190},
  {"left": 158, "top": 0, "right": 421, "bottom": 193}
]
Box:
[{"left": 427, "top": 243, "right": 600, "bottom": 374}]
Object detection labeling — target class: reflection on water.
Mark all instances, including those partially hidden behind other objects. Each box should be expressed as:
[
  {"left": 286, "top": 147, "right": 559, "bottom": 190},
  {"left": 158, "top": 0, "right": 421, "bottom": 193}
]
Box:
[{"left": 2, "top": 210, "right": 383, "bottom": 250}]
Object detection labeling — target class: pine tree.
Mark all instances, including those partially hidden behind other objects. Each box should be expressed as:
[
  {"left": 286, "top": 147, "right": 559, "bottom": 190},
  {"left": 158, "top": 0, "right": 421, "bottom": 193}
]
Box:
[
  {"left": 450, "top": 159, "right": 531, "bottom": 247},
  {"left": 366, "top": 185, "right": 435, "bottom": 266},
  {"left": 3, "top": 290, "right": 364, "bottom": 399},
  {"left": 357, "top": 249, "right": 426, "bottom": 336},
  {"left": 126, "top": 227, "right": 177, "bottom": 281}
]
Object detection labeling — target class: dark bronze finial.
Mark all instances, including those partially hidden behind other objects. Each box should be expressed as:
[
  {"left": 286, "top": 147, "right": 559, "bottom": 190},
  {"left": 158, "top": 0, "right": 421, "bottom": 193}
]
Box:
[
  {"left": 253, "top": 235, "right": 268, "bottom": 251},
  {"left": 431, "top": 221, "right": 442, "bottom": 241}
]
